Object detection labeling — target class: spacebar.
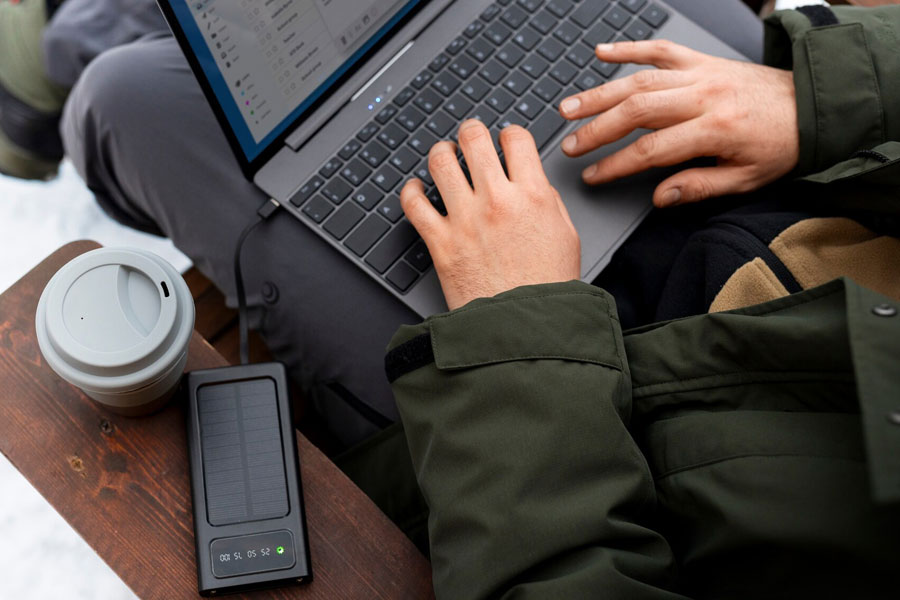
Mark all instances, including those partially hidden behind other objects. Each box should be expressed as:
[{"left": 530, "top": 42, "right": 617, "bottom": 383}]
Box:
[{"left": 531, "top": 109, "right": 568, "bottom": 152}]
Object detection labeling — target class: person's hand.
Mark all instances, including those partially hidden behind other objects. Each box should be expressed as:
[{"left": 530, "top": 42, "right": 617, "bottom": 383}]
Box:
[
  {"left": 400, "top": 119, "right": 581, "bottom": 311},
  {"left": 559, "top": 40, "right": 799, "bottom": 207}
]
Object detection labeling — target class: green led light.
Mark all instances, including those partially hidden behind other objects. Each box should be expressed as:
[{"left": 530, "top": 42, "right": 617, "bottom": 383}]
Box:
[{"left": 276, "top": 546, "right": 284, "bottom": 555}]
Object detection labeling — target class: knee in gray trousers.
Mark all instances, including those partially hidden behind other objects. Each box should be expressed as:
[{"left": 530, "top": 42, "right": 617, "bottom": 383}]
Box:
[{"left": 62, "top": 36, "right": 420, "bottom": 447}]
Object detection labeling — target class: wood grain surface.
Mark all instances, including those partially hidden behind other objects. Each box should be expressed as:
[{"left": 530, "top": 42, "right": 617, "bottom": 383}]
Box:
[{"left": 0, "top": 241, "right": 433, "bottom": 600}]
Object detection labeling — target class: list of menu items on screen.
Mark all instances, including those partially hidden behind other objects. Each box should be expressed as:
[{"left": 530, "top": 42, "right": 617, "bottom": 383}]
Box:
[{"left": 189, "top": 0, "right": 398, "bottom": 143}]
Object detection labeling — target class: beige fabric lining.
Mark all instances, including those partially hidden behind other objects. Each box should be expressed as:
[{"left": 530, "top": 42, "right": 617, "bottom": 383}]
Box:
[
  {"left": 709, "top": 217, "right": 900, "bottom": 312},
  {"left": 709, "top": 257, "right": 790, "bottom": 313},
  {"left": 769, "top": 217, "right": 900, "bottom": 301}
]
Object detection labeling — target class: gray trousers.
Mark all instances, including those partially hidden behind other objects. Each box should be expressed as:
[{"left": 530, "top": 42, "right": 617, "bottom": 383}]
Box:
[{"left": 57, "top": 0, "right": 764, "bottom": 447}]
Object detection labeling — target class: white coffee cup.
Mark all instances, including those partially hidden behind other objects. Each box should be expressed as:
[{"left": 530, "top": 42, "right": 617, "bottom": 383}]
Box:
[{"left": 35, "top": 247, "right": 195, "bottom": 416}]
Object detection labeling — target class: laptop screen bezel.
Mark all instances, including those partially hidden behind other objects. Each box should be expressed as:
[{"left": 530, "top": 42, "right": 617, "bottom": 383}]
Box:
[{"left": 156, "top": 0, "right": 430, "bottom": 179}]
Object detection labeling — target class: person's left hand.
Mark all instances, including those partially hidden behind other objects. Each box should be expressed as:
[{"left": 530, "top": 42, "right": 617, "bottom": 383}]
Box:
[{"left": 400, "top": 119, "right": 581, "bottom": 311}]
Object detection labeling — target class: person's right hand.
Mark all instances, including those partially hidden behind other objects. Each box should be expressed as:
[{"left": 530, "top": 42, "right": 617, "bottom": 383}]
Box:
[{"left": 559, "top": 40, "right": 799, "bottom": 207}]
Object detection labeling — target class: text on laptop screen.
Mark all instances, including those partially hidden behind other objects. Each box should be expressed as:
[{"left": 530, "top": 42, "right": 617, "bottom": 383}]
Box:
[{"left": 171, "top": 0, "right": 421, "bottom": 162}]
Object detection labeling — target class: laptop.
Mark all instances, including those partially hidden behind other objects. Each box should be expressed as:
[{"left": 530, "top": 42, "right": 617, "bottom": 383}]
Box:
[{"left": 157, "top": 0, "right": 745, "bottom": 317}]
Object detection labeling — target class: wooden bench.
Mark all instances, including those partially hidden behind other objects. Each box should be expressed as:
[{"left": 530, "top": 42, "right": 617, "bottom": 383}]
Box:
[{"left": 0, "top": 241, "right": 433, "bottom": 599}]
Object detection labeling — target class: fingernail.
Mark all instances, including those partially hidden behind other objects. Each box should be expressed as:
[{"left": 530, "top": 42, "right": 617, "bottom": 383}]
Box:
[
  {"left": 596, "top": 43, "right": 615, "bottom": 53},
  {"left": 562, "top": 135, "right": 577, "bottom": 154},
  {"left": 459, "top": 119, "right": 479, "bottom": 131},
  {"left": 660, "top": 188, "right": 682, "bottom": 207},
  {"left": 582, "top": 164, "right": 597, "bottom": 179},
  {"left": 560, "top": 97, "right": 581, "bottom": 115}
]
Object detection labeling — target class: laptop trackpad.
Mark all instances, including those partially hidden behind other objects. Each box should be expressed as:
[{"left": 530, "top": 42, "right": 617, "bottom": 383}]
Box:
[{"left": 542, "top": 128, "right": 695, "bottom": 281}]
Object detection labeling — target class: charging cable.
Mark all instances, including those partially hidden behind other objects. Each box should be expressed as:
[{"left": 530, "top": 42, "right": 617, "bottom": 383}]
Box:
[{"left": 233, "top": 198, "right": 281, "bottom": 365}]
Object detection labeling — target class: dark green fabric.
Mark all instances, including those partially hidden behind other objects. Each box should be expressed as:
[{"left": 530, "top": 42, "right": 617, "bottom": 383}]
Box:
[{"left": 372, "top": 8, "right": 900, "bottom": 599}]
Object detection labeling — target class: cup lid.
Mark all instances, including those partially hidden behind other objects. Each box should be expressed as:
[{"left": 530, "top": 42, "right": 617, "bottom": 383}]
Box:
[{"left": 36, "top": 248, "right": 195, "bottom": 394}]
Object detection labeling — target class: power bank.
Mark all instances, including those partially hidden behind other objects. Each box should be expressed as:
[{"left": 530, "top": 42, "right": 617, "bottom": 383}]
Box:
[{"left": 185, "top": 362, "right": 312, "bottom": 595}]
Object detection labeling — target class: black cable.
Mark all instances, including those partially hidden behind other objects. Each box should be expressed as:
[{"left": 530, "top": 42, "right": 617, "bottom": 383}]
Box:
[{"left": 233, "top": 199, "right": 281, "bottom": 365}]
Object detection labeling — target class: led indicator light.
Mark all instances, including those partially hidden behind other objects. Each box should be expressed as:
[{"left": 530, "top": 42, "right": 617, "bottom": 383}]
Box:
[
  {"left": 276, "top": 546, "right": 285, "bottom": 555},
  {"left": 375, "top": 97, "right": 382, "bottom": 103},
  {"left": 368, "top": 104, "right": 373, "bottom": 110}
]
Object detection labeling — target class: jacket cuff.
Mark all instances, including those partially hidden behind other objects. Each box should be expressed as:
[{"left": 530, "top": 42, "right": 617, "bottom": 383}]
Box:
[
  {"left": 764, "top": 7, "right": 900, "bottom": 175},
  {"left": 385, "top": 280, "right": 622, "bottom": 382}
]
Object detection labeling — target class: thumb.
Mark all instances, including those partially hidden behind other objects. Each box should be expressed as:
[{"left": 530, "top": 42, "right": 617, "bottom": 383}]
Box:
[{"left": 654, "top": 166, "right": 755, "bottom": 208}]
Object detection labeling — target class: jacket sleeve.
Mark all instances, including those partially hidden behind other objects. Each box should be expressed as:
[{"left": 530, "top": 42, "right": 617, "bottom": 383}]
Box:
[
  {"left": 385, "top": 281, "right": 684, "bottom": 600},
  {"left": 764, "top": 6, "right": 900, "bottom": 213}
]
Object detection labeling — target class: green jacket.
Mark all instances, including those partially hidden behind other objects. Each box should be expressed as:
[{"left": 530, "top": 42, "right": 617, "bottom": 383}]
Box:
[{"left": 385, "top": 7, "right": 900, "bottom": 599}]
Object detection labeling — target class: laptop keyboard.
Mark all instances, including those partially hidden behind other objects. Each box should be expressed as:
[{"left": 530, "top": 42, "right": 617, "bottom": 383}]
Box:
[{"left": 288, "top": 0, "right": 669, "bottom": 295}]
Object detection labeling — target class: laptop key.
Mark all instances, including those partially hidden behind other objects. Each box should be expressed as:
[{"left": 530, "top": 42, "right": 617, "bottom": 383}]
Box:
[
  {"left": 426, "top": 111, "right": 456, "bottom": 137},
  {"left": 405, "top": 241, "right": 433, "bottom": 272},
  {"left": 624, "top": 20, "right": 653, "bottom": 40},
  {"left": 322, "top": 177, "right": 353, "bottom": 204},
  {"left": 520, "top": 54, "right": 550, "bottom": 78},
  {"left": 466, "top": 37, "right": 494, "bottom": 63},
  {"left": 516, "top": 0, "right": 542, "bottom": 13},
  {"left": 290, "top": 174, "right": 324, "bottom": 207},
  {"left": 592, "top": 59, "right": 620, "bottom": 78},
  {"left": 503, "top": 70, "right": 532, "bottom": 96},
  {"left": 479, "top": 59, "right": 509, "bottom": 85},
  {"left": 583, "top": 21, "right": 616, "bottom": 47},
  {"left": 470, "top": 105, "right": 500, "bottom": 128},
  {"left": 603, "top": 6, "right": 630, "bottom": 30},
  {"left": 446, "top": 36, "right": 467, "bottom": 55},
  {"left": 546, "top": 0, "right": 574, "bottom": 18},
  {"left": 530, "top": 108, "right": 567, "bottom": 151},
  {"left": 566, "top": 44, "right": 594, "bottom": 69},
  {"left": 445, "top": 94, "right": 474, "bottom": 120},
  {"left": 462, "top": 77, "right": 491, "bottom": 102},
  {"left": 375, "top": 195, "right": 406, "bottom": 224},
  {"left": 319, "top": 156, "right": 343, "bottom": 179},
  {"left": 571, "top": 0, "right": 609, "bottom": 28},
  {"left": 386, "top": 261, "right": 418, "bottom": 292},
  {"left": 396, "top": 105, "right": 426, "bottom": 132},
  {"left": 411, "top": 69, "right": 433, "bottom": 89},
  {"left": 537, "top": 38, "right": 565, "bottom": 63},
  {"left": 409, "top": 129, "right": 439, "bottom": 156},
  {"left": 550, "top": 60, "right": 578, "bottom": 85},
  {"left": 500, "top": 5, "right": 528, "bottom": 29},
  {"left": 340, "top": 158, "right": 372, "bottom": 186},
  {"left": 463, "top": 19, "right": 485, "bottom": 38},
  {"left": 530, "top": 9, "right": 559, "bottom": 35},
  {"left": 514, "top": 94, "right": 543, "bottom": 120},
  {"left": 640, "top": 4, "right": 669, "bottom": 28},
  {"left": 413, "top": 161, "right": 434, "bottom": 186},
  {"left": 323, "top": 203, "right": 365, "bottom": 240},
  {"left": 357, "top": 121, "right": 380, "bottom": 142},
  {"left": 337, "top": 138, "right": 362, "bottom": 160},
  {"left": 622, "top": 0, "right": 647, "bottom": 14},
  {"left": 345, "top": 214, "right": 390, "bottom": 256},
  {"left": 486, "top": 89, "right": 515, "bottom": 114},
  {"left": 431, "top": 72, "right": 462, "bottom": 96},
  {"left": 351, "top": 183, "right": 383, "bottom": 211},
  {"left": 426, "top": 187, "right": 446, "bottom": 215},
  {"left": 375, "top": 104, "right": 399, "bottom": 124},
  {"left": 485, "top": 22, "right": 513, "bottom": 45},
  {"left": 429, "top": 52, "right": 450, "bottom": 72},
  {"left": 392, "top": 86, "right": 416, "bottom": 107},
  {"left": 533, "top": 77, "right": 562, "bottom": 103},
  {"left": 513, "top": 27, "right": 541, "bottom": 51},
  {"left": 575, "top": 71, "right": 603, "bottom": 91},
  {"left": 373, "top": 164, "right": 403, "bottom": 192},
  {"left": 301, "top": 195, "right": 334, "bottom": 223},
  {"left": 496, "top": 43, "right": 525, "bottom": 67},
  {"left": 413, "top": 88, "right": 442, "bottom": 113},
  {"left": 480, "top": 3, "right": 502, "bottom": 22},
  {"left": 449, "top": 54, "right": 477, "bottom": 80},
  {"left": 361, "top": 141, "right": 390, "bottom": 168},
  {"left": 390, "top": 147, "right": 420, "bottom": 174},
  {"left": 378, "top": 123, "right": 409, "bottom": 150},
  {"left": 554, "top": 20, "right": 581, "bottom": 45}
]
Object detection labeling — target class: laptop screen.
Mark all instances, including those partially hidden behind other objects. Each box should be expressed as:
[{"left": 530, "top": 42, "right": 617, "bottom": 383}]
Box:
[{"left": 166, "top": 0, "right": 424, "bottom": 163}]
